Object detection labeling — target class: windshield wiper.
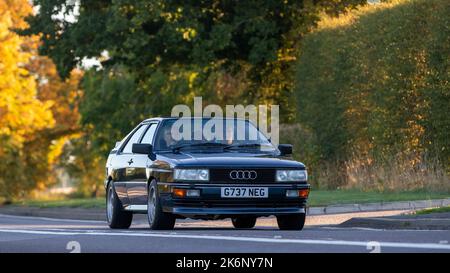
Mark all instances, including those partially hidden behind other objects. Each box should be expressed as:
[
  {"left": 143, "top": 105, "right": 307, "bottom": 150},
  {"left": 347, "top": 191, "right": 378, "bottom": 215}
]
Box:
[
  {"left": 172, "top": 142, "right": 229, "bottom": 153},
  {"left": 223, "top": 143, "right": 266, "bottom": 150}
]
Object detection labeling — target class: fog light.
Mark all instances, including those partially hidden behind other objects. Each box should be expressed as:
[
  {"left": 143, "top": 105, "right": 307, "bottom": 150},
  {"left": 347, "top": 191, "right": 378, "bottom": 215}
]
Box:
[
  {"left": 186, "top": 189, "right": 200, "bottom": 197},
  {"left": 286, "top": 189, "right": 310, "bottom": 198},
  {"left": 286, "top": 190, "right": 299, "bottom": 197},
  {"left": 172, "top": 188, "right": 186, "bottom": 198},
  {"left": 298, "top": 189, "right": 310, "bottom": 198}
]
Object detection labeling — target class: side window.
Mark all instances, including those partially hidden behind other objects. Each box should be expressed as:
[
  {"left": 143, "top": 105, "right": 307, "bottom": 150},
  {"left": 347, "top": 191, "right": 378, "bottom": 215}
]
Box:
[
  {"left": 140, "top": 123, "right": 157, "bottom": 144},
  {"left": 122, "top": 125, "right": 148, "bottom": 154}
]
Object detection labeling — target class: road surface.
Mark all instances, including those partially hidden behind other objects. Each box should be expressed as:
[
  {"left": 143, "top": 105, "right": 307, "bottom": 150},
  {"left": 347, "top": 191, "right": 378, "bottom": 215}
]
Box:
[{"left": 0, "top": 213, "right": 449, "bottom": 253}]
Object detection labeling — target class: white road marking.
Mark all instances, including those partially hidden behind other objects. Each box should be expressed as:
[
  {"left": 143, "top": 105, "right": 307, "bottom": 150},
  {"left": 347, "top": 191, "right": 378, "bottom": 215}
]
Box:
[{"left": 0, "top": 228, "right": 449, "bottom": 250}]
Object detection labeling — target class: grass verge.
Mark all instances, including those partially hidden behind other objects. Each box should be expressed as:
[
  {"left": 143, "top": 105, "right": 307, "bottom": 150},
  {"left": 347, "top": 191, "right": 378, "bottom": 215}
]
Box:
[
  {"left": 414, "top": 206, "right": 450, "bottom": 215},
  {"left": 12, "top": 198, "right": 105, "bottom": 209},
  {"left": 306, "top": 190, "right": 449, "bottom": 207}
]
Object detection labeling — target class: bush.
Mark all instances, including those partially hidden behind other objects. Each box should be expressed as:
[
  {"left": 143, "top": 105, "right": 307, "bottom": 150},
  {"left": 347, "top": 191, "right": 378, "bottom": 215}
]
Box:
[{"left": 294, "top": 0, "right": 450, "bottom": 191}]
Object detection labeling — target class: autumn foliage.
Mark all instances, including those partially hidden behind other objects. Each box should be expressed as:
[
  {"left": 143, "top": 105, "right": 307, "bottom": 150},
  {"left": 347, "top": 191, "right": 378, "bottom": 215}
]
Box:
[
  {"left": 0, "top": 0, "right": 82, "bottom": 200},
  {"left": 1, "top": 0, "right": 448, "bottom": 199}
]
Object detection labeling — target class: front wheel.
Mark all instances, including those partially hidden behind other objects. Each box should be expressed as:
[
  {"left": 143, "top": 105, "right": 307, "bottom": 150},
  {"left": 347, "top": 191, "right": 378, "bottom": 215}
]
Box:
[
  {"left": 106, "top": 182, "right": 133, "bottom": 229},
  {"left": 147, "top": 180, "right": 176, "bottom": 230},
  {"left": 276, "top": 213, "right": 305, "bottom": 230},
  {"left": 231, "top": 217, "right": 257, "bottom": 229}
]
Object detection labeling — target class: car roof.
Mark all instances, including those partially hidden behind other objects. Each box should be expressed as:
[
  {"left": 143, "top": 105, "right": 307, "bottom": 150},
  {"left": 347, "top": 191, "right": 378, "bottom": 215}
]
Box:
[{"left": 142, "top": 117, "right": 249, "bottom": 123}]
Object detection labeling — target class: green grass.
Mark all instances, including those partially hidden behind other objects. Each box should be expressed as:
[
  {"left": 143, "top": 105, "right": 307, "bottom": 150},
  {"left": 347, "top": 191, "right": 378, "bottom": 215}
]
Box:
[
  {"left": 9, "top": 190, "right": 449, "bottom": 209},
  {"left": 308, "top": 190, "right": 449, "bottom": 207},
  {"left": 13, "top": 198, "right": 105, "bottom": 209},
  {"left": 414, "top": 206, "right": 450, "bottom": 215}
]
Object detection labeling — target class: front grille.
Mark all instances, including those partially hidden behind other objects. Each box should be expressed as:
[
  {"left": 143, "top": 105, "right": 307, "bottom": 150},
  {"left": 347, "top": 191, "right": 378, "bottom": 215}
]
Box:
[{"left": 210, "top": 168, "right": 276, "bottom": 183}]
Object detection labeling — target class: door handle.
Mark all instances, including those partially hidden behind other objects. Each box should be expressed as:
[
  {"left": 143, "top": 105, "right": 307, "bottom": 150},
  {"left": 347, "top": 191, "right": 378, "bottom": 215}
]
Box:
[{"left": 127, "top": 158, "right": 133, "bottom": 165}]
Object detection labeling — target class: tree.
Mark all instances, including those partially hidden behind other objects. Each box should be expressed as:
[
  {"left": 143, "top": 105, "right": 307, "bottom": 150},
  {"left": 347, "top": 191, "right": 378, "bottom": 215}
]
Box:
[
  {"left": 0, "top": 0, "right": 83, "bottom": 200},
  {"left": 25, "top": 57, "right": 83, "bottom": 191},
  {"left": 19, "top": 0, "right": 365, "bottom": 157},
  {"left": 0, "top": 0, "right": 54, "bottom": 199},
  {"left": 0, "top": 0, "right": 54, "bottom": 144}
]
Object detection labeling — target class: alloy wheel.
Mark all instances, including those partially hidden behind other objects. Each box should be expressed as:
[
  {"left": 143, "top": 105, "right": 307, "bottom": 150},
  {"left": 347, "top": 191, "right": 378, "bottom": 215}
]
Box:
[
  {"left": 148, "top": 188, "right": 156, "bottom": 224},
  {"left": 107, "top": 187, "right": 114, "bottom": 222}
]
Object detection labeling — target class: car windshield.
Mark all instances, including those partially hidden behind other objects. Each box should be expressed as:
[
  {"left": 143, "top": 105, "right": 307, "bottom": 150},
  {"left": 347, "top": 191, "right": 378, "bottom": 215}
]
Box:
[{"left": 154, "top": 118, "right": 276, "bottom": 153}]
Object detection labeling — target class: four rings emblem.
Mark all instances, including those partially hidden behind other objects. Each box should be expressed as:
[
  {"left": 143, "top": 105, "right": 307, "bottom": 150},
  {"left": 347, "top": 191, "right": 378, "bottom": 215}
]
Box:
[{"left": 229, "top": 170, "right": 257, "bottom": 180}]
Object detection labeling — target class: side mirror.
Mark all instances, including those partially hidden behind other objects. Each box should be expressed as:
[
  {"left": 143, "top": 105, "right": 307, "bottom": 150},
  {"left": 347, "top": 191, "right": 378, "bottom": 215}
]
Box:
[
  {"left": 115, "top": 141, "right": 121, "bottom": 148},
  {"left": 278, "top": 144, "right": 293, "bottom": 156},
  {"left": 132, "top": 143, "right": 154, "bottom": 159}
]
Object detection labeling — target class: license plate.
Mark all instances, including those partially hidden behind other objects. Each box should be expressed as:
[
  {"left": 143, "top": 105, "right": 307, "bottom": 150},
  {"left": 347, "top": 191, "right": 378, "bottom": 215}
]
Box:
[{"left": 220, "top": 187, "right": 268, "bottom": 198}]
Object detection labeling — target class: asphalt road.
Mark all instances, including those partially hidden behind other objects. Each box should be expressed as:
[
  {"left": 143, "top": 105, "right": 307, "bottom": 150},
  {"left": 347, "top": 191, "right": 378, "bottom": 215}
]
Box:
[{"left": 0, "top": 213, "right": 449, "bottom": 253}]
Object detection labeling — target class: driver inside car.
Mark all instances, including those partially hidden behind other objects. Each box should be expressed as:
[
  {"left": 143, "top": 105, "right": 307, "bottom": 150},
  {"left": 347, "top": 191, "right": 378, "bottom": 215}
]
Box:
[{"left": 158, "top": 126, "right": 177, "bottom": 149}]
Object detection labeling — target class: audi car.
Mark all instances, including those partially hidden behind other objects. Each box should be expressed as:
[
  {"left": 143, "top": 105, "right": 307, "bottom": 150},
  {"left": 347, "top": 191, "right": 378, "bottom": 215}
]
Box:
[{"left": 105, "top": 117, "right": 310, "bottom": 230}]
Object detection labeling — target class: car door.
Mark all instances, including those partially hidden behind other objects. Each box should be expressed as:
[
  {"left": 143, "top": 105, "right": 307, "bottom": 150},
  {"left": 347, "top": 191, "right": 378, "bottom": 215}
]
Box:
[
  {"left": 113, "top": 123, "right": 149, "bottom": 208},
  {"left": 126, "top": 122, "right": 159, "bottom": 205}
]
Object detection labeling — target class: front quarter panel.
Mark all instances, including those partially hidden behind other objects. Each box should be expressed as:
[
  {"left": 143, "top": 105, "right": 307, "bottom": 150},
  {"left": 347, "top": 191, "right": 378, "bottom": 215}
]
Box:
[{"left": 147, "top": 157, "right": 174, "bottom": 183}]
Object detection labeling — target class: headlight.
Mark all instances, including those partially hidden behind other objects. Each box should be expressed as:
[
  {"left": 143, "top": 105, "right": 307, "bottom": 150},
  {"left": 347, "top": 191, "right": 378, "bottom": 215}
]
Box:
[
  {"left": 174, "top": 169, "right": 209, "bottom": 181},
  {"left": 276, "top": 170, "right": 307, "bottom": 182}
]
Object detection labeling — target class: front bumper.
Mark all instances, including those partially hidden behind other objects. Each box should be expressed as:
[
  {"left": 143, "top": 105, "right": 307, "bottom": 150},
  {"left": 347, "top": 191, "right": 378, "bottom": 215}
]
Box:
[
  {"left": 170, "top": 207, "right": 305, "bottom": 216},
  {"left": 158, "top": 182, "right": 309, "bottom": 217}
]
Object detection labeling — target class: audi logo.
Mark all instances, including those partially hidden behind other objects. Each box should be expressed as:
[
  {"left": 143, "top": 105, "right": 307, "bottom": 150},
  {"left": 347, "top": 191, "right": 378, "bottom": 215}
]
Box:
[{"left": 229, "top": 170, "right": 258, "bottom": 180}]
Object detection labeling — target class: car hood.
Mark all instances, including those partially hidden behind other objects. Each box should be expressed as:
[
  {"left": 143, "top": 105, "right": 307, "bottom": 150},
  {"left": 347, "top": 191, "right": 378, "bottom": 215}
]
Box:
[{"left": 155, "top": 152, "right": 305, "bottom": 169}]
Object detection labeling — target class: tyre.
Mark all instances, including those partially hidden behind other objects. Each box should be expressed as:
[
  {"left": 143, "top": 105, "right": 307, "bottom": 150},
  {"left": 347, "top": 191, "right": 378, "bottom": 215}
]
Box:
[
  {"left": 231, "top": 217, "right": 257, "bottom": 229},
  {"left": 147, "top": 180, "right": 176, "bottom": 230},
  {"left": 106, "top": 182, "right": 133, "bottom": 229},
  {"left": 276, "top": 213, "right": 305, "bottom": 230}
]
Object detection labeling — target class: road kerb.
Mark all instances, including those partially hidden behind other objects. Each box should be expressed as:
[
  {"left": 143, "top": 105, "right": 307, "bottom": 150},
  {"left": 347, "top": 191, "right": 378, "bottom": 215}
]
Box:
[{"left": 306, "top": 198, "right": 449, "bottom": 216}]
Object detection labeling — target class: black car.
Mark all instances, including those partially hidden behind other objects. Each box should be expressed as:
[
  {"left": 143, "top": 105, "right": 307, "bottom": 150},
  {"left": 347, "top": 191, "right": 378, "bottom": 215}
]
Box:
[{"left": 105, "top": 117, "right": 310, "bottom": 230}]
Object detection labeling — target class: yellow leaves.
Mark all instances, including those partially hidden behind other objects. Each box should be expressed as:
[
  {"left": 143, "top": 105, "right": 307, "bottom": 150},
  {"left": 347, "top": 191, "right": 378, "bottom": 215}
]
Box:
[
  {"left": 276, "top": 48, "right": 296, "bottom": 62},
  {"left": 177, "top": 27, "right": 197, "bottom": 41},
  {"left": 315, "top": 0, "right": 405, "bottom": 31},
  {"left": 47, "top": 137, "right": 68, "bottom": 166},
  {"left": 0, "top": 0, "right": 84, "bottom": 198},
  {"left": 0, "top": 0, "right": 33, "bottom": 30},
  {"left": 0, "top": 0, "right": 55, "bottom": 145},
  {"left": 161, "top": 8, "right": 183, "bottom": 22},
  {"left": 188, "top": 72, "right": 198, "bottom": 89}
]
